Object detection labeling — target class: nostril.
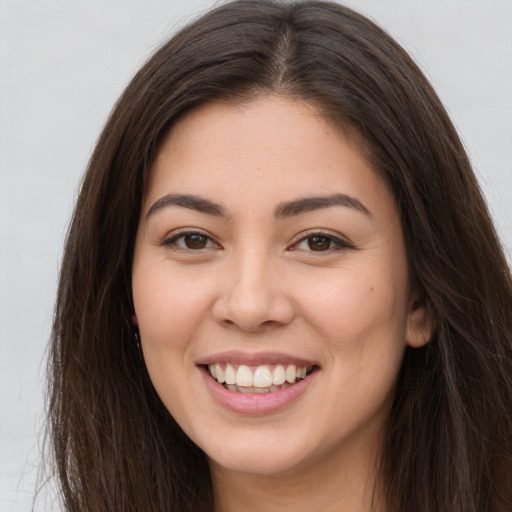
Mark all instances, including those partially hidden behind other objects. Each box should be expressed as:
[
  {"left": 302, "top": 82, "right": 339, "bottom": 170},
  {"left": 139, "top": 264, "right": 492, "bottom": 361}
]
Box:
[
  {"left": 212, "top": 291, "right": 295, "bottom": 332},
  {"left": 218, "top": 317, "right": 286, "bottom": 333}
]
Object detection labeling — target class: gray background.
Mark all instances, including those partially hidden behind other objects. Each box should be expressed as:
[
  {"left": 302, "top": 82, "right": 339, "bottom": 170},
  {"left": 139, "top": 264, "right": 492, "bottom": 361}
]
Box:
[{"left": 1, "top": 0, "right": 511, "bottom": 510}]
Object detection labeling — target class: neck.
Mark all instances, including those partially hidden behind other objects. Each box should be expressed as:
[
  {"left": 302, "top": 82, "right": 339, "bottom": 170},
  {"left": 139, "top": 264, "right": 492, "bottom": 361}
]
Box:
[{"left": 210, "top": 433, "right": 385, "bottom": 512}]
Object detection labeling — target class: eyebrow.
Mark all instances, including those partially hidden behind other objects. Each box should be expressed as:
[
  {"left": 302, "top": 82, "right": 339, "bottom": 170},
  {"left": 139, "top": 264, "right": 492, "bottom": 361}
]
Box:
[
  {"left": 146, "top": 192, "right": 371, "bottom": 219},
  {"left": 274, "top": 194, "right": 371, "bottom": 219},
  {"left": 146, "top": 194, "right": 228, "bottom": 218}
]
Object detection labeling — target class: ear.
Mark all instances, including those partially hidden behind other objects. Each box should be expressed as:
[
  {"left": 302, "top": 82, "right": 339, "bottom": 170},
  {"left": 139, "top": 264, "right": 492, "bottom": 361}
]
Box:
[
  {"left": 131, "top": 314, "right": 139, "bottom": 327},
  {"left": 405, "top": 289, "right": 434, "bottom": 348}
]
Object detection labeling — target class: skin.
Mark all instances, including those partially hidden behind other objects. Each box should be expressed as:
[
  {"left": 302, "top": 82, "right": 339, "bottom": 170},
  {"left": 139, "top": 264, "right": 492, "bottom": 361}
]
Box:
[{"left": 132, "top": 96, "right": 430, "bottom": 512}]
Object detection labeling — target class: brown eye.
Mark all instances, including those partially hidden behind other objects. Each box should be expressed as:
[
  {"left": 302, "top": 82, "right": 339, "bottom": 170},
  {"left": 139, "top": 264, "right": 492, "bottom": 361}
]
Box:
[
  {"left": 163, "top": 231, "right": 218, "bottom": 251},
  {"left": 184, "top": 234, "right": 208, "bottom": 249},
  {"left": 291, "top": 231, "right": 353, "bottom": 253},
  {"left": 307, "top": 236, "right": 332, "bottom": 251}
]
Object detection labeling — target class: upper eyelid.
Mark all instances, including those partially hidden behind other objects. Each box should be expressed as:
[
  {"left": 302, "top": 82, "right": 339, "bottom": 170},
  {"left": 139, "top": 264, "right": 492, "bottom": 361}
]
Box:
[
  {"left": 162, "top": 228, "right": 220, "bottom": 247},
  {"left": 291, "top": 229, "right": 354, "bottom": 247}
]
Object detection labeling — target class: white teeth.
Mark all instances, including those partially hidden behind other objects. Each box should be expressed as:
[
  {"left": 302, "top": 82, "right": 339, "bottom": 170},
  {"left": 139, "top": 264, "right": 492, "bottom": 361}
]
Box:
[
  {"left": 272, "top": 364, "right": 286, "bottom": 385},
  {"left": 215, "top": 363, "right": 225, "bottom": 384},
  {"left": 253, "top": 366, "right": 273, "bottom": 387},
  {"left": 208, "top": 363, "right": 311, "bottom": 392},
  {"left": 224, "top": 363, "right": 236, "bottom": 385},
  {"left": 236, "top": 365, "right": 253, "bottom": 387},
  {"left": 225, "top": 385, "right": 270, "bottom": 393},
  {"left": 285, "top": 364, "right": 297, "bottom": 383}
]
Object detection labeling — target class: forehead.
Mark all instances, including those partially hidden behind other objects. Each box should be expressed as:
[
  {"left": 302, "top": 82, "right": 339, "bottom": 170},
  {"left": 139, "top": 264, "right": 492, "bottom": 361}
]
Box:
[{"left": 145, "top": 96, "right": 395, "bottom": 218}]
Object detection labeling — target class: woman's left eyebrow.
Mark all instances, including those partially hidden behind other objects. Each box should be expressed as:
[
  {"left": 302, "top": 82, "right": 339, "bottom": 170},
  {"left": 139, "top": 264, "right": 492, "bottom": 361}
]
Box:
[{"left": 274, "top": 194, "right": 371, "bottom": 219}]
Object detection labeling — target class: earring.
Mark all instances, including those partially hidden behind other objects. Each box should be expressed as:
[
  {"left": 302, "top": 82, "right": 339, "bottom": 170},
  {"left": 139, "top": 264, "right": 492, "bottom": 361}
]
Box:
[
  {"left": 419, "top": 331, "right": 431, "bottom": 344},
  {"left": 134, "top": 329, "right": 141, "bottom": 349}
]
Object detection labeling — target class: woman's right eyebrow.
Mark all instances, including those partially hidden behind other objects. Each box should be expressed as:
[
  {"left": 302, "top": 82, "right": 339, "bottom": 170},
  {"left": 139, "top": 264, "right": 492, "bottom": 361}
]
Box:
[{"left": 146, "top": 194, "right": 228, "bottom": 218}]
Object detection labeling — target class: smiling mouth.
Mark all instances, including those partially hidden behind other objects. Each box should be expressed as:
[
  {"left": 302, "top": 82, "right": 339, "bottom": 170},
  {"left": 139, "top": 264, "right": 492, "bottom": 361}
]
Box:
[{"left": 207, "top": 363, "right": 315, "bottom": 394}]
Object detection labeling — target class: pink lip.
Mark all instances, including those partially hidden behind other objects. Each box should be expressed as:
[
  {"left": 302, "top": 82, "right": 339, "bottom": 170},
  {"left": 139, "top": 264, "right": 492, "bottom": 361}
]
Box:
[
  {"left": 199, "top": 365, "right": 319, "bottom": 415},
  {"left": 196, "top": 351, "right": 317, "bottom": 367}
]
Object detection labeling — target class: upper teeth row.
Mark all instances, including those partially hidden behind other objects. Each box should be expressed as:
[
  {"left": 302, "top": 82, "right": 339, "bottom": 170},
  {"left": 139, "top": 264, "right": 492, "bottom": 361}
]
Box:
[{"left": 209, "top": 363, "right": 308, "bottom": 388}]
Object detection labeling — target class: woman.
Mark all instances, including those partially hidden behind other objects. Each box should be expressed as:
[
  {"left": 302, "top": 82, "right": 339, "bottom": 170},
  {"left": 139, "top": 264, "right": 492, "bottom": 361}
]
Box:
[{"left": 47, "top": 1, "right": 512, "bottom": 511}]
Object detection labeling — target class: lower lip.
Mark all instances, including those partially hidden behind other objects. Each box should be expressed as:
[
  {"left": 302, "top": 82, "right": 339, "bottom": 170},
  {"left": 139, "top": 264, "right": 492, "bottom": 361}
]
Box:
[{"left": 199, "top": 366, "right": 318, "bottom": 415}]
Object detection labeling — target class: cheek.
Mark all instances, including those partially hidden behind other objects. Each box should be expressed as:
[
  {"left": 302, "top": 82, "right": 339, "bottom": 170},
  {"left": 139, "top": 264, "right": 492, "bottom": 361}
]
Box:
[
  {"left": 133, "top": 263, "right": 214, "bottom": 344},
  {"left": 132, "top": 266, "right": 218, "bottom": 406},
  {"left": 298, "top": 265, "right": 409, "bottom": 346},
  {"left": 303, "top": 267, "right": 408, "bottom": 417},
  {"left": 132, "top": 264, "right": 215, "bottom": 414}
]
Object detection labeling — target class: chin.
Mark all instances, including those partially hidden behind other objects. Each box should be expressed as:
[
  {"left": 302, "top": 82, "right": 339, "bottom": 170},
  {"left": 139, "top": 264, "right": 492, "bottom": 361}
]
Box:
[
  {"left": 208, "top": 446, "right": 309, "bottom": 478},
  {"left": 191, "top": 424, "right": 313, "bottom": 477}
]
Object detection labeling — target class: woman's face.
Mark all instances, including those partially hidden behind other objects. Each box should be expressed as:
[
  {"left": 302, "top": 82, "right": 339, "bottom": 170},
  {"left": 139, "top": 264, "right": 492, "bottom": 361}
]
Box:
[{"left": 132, "top": 96, "right": 428, "bottom": 478}]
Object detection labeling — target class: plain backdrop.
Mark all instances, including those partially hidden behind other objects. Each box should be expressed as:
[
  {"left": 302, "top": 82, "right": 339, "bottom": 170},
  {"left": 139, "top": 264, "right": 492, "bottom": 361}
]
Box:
[{"left": 1, "top": 0, "right": 511, "bottom": 510}]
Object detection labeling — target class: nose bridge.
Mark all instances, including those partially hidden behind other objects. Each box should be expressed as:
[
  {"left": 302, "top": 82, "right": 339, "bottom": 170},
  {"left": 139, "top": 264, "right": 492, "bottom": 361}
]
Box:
[{"left": 213, "top": 244, "right": 293, "bottom": 331}]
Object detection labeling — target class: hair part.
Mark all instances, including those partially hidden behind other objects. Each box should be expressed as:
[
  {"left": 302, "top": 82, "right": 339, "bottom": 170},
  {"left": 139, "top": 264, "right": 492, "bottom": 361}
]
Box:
[{"left": 47, "top": 1, "right": 512, "bottom": 511}]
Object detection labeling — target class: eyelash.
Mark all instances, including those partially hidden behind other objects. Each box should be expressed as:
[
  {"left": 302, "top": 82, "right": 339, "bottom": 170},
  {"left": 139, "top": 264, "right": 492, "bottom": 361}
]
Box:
[
  {"left": 161, "top": 229, "right": 354, "bottom": 253},
  {"left": 161, "top": 229, "right": 220, "bottom": 251},
  {"left": 290, "top": 230, "right": 354, "bottom": 253}
]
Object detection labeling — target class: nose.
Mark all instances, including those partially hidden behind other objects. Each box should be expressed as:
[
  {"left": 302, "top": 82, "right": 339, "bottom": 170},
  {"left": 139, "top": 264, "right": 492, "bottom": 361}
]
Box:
[{"left": 212, "top": 249, "right": 295, "bottom": 332}]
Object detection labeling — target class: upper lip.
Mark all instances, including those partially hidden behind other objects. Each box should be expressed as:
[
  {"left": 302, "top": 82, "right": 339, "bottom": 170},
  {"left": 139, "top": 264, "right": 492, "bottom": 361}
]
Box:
[{"left": 195, "top": 351, "right": 318, "bottom": 367}]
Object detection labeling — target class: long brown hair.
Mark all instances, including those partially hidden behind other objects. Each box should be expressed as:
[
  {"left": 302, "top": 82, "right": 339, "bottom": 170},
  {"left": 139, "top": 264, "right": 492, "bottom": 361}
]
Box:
[{"left": 47, "top": 1, "right": 512, "bottom": 510}]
